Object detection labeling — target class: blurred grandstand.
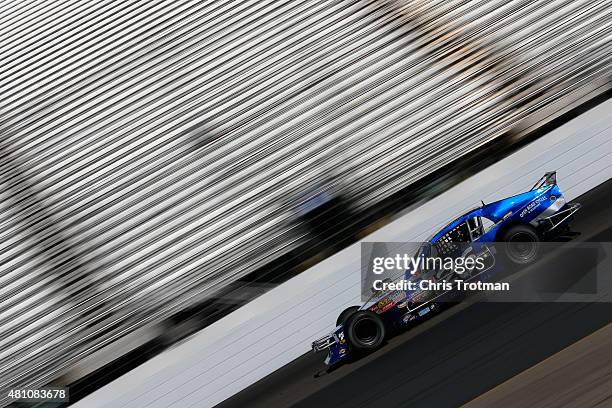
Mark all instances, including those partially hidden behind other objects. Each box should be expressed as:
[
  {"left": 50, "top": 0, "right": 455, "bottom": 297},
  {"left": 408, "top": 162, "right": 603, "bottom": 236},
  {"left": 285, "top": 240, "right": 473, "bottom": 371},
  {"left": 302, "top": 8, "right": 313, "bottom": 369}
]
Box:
[{"left": 0, "top": 0, "right": 611, "bottom": 405}]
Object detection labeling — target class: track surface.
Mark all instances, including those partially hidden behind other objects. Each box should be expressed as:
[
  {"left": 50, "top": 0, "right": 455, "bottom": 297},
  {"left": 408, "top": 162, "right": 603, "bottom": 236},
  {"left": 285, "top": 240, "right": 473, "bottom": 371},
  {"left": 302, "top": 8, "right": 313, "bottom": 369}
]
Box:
[
  {"left": 219, "top": 179, "right": 612, "bottom": 408},
  {"left": 465, "top": 323, "right": 611, "bottom": 408}
]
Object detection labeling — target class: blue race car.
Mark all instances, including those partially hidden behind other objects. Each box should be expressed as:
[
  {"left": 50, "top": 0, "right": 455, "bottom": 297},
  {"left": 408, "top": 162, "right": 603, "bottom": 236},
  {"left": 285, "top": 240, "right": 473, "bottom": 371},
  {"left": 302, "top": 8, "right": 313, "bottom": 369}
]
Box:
[{"left": 312, "top": 172, "right": 580, "bottom": 366}]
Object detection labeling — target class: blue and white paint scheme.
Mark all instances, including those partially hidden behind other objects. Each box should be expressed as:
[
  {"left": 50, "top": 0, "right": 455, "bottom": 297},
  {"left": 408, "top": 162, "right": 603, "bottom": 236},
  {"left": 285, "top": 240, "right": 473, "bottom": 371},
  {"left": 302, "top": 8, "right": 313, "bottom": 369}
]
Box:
[{"left": 312, "top": 172, "right": 580, "bottom": 366}]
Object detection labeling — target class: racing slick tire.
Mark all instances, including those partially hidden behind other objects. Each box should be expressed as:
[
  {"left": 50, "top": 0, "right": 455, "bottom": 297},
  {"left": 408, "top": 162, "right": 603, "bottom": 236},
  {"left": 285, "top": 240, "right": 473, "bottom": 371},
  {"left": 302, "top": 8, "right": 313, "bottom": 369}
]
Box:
[
  {"left": 344, "top": 310, "right": 386, "bottom": 353},
  {"left": 501, "top": 224, "right": 540, "bottom": 265},
  {"left": 336, "top": 306, "right": 360, "bottom": 326}
]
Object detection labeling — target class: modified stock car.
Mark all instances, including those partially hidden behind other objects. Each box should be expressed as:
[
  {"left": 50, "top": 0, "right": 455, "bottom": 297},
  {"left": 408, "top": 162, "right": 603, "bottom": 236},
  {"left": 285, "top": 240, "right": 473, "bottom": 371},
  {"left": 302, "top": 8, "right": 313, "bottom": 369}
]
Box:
[{"left": 312, "top": 172, "right": 580, "bottom": 366}]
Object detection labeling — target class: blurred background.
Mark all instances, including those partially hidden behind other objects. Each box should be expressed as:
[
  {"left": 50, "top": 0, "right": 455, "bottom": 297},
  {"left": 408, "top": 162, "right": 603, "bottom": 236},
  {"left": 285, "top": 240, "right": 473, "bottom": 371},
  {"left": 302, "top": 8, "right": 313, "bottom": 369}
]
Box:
[{"left": 0, "top": 0, "right": 611, "bottom": 406}]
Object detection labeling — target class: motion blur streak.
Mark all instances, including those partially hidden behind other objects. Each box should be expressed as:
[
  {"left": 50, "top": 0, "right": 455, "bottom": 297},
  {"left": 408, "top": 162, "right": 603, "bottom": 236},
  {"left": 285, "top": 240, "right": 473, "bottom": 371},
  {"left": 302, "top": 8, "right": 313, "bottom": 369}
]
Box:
[{"left": 0, "top": 0, "right": 610, "bottom": 404}]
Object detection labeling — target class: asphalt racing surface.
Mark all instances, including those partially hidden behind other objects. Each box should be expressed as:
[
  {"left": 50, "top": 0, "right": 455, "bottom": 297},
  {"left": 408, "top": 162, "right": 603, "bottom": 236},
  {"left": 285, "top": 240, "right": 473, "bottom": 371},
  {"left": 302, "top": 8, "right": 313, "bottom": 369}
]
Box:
[
  {"left": 465, "top": 322, "right": 611, "bottom": 407},
  {"left": 218, "top": 178, "right": 612, "bottom": 408}
]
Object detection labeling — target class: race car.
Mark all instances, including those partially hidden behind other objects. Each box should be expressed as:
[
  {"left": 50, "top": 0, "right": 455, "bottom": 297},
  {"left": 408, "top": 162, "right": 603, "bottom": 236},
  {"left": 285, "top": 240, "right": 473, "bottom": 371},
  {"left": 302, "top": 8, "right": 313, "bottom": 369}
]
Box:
[{"left": 312, "top": 172, "right": 580, "bottom": 366}]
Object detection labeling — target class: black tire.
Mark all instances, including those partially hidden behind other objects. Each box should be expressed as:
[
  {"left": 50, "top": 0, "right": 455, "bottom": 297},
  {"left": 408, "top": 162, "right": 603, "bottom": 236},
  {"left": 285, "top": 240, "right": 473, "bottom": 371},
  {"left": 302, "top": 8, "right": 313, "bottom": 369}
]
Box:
[
  {"left": 501, "top": 224, "right": 540, "bottom": 265},
  {"left": 336, "top": 306, "right": 360, "bottom": 326},
  {"left": 344, "top": 310, "right": 386, "bottom": 352}
]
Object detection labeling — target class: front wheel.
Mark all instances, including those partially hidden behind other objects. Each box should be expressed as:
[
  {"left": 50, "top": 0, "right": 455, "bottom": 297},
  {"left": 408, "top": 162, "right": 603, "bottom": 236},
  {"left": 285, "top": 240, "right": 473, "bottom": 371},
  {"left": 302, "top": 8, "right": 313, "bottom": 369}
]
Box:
[
  {"left": 502, "top": 224, "right": 540, "bottom": 265},
  {"left": 344, "top": 310, "right": 386, "bottom": 353}
]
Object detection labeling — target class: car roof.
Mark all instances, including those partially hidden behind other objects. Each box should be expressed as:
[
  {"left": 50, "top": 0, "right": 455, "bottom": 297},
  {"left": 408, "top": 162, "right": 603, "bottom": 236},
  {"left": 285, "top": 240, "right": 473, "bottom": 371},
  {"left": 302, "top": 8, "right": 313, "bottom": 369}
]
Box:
[{"left": 429, "top": 186, "right": 553, "bottom": 243}]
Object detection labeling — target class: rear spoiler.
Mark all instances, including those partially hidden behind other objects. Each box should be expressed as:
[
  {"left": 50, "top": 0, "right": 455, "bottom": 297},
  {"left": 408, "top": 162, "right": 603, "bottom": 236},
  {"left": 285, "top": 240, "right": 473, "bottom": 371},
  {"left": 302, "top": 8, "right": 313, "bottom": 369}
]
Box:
[{"left": 531, "top": 171, "right": 557, "bottom": 190}]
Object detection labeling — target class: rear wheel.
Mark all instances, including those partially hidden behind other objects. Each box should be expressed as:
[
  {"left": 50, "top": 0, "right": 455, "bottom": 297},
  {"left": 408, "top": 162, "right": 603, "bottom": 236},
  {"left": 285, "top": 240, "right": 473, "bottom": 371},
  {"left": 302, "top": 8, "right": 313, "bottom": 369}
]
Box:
[
  {"left": 502, "top": 224, "right": 540, "bottom": 265},
  {"left": 336, "top": 306, "right": 360, "bottom": 326},
  {"left": 344, "top": 310, "right": 386, "bottom": 353}
]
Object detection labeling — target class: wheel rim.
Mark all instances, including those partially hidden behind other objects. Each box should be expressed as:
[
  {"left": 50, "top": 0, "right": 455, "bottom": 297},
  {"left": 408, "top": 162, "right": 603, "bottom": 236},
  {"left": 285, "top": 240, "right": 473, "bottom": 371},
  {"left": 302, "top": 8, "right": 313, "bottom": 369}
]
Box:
[
  {"left": 508, "top": 231, "right": 537, "bottom": 260},
  {"left": 353, "top": 317, "right": 380, "bottom": 346}
]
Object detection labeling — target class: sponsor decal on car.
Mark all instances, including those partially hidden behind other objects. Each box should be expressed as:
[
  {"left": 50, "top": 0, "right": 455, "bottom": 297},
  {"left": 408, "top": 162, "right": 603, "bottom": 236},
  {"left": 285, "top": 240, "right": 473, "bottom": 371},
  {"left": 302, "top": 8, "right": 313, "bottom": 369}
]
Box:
[
  {"left": 390, "top": 291, "right": 407, "bottom": 302},
  {"left": 402, "top": 313, "right": 417, "bottom": 323},
  {"left": 520, "top": 195, "right": 547, "bottom": 218},
  {"left": 410, "top": 289, "right": 432, "bottom": 303},
  {"left": 418, "top": 306, "right": 431, "bottom": 317},
  {"left": 370, "top": 297, "right": 395, "bottom": 313}
]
